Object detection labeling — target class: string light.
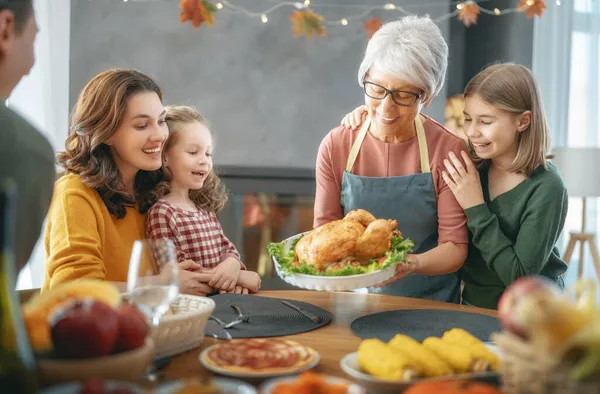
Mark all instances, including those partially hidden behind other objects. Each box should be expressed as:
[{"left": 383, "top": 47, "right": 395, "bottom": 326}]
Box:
[{"left": 191, "top": 0, "right": 552, "bottom": 29}]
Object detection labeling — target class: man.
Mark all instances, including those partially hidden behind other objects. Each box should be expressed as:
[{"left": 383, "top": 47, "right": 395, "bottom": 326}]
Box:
[{"left": 0, "top": 0, "right": 55, "bottom": 275}]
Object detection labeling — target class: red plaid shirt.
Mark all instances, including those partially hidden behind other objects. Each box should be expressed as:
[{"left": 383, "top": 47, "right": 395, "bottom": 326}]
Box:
[{"left": 146, "top": 200, "right": 243, "bottom": 270}]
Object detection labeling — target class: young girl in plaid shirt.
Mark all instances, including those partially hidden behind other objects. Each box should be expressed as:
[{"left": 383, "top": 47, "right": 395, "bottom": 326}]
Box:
[{"left": 146, "top": 106, "right": 261, "bottom": 294}]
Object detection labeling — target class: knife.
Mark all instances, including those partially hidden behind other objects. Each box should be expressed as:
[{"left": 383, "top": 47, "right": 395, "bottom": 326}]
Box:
[{"left": 281, "top": 300, "right": 321, "bottom": 323}]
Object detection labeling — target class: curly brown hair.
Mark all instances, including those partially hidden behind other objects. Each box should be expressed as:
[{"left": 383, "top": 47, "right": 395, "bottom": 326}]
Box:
[
  {"left": 144, "top": 106, "right": 229, "bottom": 214},
  {"left": 57, "top": 68, "right": 164, "bottom": 218}
]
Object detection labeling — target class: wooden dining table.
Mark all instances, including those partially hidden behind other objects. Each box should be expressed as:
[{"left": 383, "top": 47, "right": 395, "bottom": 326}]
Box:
[{"left": 162, "top": 290, "right": 498, "bottom": 385}]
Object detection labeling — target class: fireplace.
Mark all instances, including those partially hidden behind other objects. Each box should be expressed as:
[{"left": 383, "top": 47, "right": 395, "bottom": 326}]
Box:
[{"left": 217, "top": 166, "right": 315, "bottom": 288}]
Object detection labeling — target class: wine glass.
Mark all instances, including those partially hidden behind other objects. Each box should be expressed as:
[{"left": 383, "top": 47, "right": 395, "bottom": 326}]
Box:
[{"left": 127, "top": 239, "right": 180, "bottom": 326}]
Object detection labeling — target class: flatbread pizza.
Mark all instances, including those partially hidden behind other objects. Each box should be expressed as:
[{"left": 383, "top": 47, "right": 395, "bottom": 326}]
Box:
[{"left": 200, "top": 338, "right": 318, "bottom": 376}]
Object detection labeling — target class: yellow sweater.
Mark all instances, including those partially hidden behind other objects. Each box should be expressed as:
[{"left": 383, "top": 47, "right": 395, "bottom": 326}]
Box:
[{"left": 43, "top": 173, "right": 148, "bottom": 291}]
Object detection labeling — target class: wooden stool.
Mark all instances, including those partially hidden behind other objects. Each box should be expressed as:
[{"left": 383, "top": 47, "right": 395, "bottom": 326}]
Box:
[{"left": 563, "top": 231, "right": 600, "bottom": 280}]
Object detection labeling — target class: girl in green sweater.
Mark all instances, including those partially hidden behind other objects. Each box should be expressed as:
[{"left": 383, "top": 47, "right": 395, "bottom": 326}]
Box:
[
  {"left": 340, "top": 63, "right": 569, "bottom": 309},
  {"left": 440, "top": 63, "right": 568, "bottom": 309}
]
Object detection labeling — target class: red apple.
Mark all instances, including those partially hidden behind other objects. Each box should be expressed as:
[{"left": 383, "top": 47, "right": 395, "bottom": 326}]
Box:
[
  {"left": 114, "top": 303, "right": 149, "bottom": 352},
  {"left": 50, "top": 299, "right": 119, "bottom": 359},
  {"left": 498, "top": 276, "right": 561, "bottom": 338}
]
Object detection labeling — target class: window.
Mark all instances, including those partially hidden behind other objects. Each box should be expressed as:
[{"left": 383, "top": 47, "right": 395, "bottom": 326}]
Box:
[{"left": 550, "top": 0, "right": 600, "bottom": 281}]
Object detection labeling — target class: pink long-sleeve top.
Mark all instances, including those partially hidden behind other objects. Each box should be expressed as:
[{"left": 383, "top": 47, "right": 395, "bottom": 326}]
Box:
[{"left": 314, "top": 115, "right": 469, "bottom": 245}]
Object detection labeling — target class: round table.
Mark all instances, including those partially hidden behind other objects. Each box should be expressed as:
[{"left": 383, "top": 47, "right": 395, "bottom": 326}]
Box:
[{"left": 162, "top": 290, "right": 497, "bottom": 382}]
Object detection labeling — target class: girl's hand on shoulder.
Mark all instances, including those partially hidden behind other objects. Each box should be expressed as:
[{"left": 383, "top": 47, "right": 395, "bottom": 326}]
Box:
[
  {"left": 441, "top": 151, "right": 484, "bottom": 210},
  {"left": 209, "top": 257, "right": 241, "bottom": 292},
  {"left": 341, "top": 105, "right": 368, "bottom": 130}
]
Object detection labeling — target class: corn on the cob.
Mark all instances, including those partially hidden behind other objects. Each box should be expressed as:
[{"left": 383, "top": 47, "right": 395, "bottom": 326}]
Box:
[
  {"left": 388, "top": 334, "right": 453, "bottom": 377},
  {"left": 357, "top": 338, "right": 421, "bottom": 381},
  {"left": 442, "top": 328, "right": 482, "bottom": 347},
  {"left": 422, "top": 337, "right": 473, "bottom": 373},
  {"left": 442, "top": 329, "right": 499, "bottom": 371}
]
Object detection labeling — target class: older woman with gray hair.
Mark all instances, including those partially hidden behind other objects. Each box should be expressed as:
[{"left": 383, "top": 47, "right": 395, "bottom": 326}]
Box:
[{"left": 314, "top": 15, "right": 468, "bottom": 303}]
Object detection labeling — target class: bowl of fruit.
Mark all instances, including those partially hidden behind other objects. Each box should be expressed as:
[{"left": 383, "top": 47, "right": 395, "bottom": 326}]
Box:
[
  {"left": 22, "top": 280, "right": 154, "bottom": 385},
  {"left": 493, "top": 276, "right": 600, "bottom": 394}
]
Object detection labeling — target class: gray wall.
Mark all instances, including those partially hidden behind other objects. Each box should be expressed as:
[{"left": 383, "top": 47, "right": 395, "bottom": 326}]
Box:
[
  {"left": 70, "top": 0, "right": 451, "bottom": 169},
  {"left": 448, "top": 0, "right": 534, "bottom": 95}
]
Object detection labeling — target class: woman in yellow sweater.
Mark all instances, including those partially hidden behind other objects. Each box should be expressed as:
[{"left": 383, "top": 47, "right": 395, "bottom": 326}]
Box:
[{"left": 43, "top": 69, "right": 214, "bottom": 295}]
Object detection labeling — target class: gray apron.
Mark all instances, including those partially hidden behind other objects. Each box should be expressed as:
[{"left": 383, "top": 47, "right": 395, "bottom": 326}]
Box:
[{"left": 340, "top": 115, "right": 460, "bottom": 303}]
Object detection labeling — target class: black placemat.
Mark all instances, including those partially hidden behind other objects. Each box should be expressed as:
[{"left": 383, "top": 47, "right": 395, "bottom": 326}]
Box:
[
  {"left": 351, "top": 309, "right": 502, "bottom": 342},
  {"left": 205, "top": 294, "right": 333, "bottom": 338}
]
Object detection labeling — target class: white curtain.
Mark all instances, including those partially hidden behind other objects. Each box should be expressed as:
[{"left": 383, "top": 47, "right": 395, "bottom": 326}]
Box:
[
  {"left": 7, "top": 0, "right": 71, "bottom": 289},
  {"left": 532, "top": 0, "right": 573, "bottom": 148},
  {"left": 533, "top": 0, "right": 600, "bottom": 284}
]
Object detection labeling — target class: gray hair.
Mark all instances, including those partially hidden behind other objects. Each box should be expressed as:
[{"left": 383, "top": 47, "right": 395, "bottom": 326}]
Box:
[{"left": 357, "top": 15, "right": 448, "bottom": 104}]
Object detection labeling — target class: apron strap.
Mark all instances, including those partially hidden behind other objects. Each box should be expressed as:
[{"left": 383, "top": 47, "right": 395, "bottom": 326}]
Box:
[
  {"left": 345, "top": 116, "right": 371, "bottom": 173},
  {"left": 345, "top": 114, "right": 431, "bottom": 174},
  {"left": 415, "top": 115, "right": 431, "bottom": 174}
]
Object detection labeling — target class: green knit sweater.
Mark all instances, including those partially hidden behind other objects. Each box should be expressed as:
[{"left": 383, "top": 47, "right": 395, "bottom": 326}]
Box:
[{"left": 461, "top": 162, "right": 569, "bottom": 310}]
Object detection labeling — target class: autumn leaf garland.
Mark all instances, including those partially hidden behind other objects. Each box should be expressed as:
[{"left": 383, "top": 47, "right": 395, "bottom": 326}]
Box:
[
  {"left": 178, "top": 0, "right": 548, "bottom": 33},
  {"left": 458, "top": 1, "right": 480, "bottom": 27},
  {"left": 364, "top": 18, "right": 383, "bottom": 39},
  {"left": 290, "top": 9, "right": 327, "bottom": 39},
  {"left": 179, "top": 0, "right": 217, "bottom": 28},
  {"left": 518, "top": 0, "right": 546, "bottom": 19}
]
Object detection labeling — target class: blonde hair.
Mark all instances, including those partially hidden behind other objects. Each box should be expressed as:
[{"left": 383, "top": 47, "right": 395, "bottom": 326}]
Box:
[
  {"left": 144, "top": 106, "right": 228, "bottom": 213},
  {"left": 464, "top": 63, "right": 550, "bottom": 176}
]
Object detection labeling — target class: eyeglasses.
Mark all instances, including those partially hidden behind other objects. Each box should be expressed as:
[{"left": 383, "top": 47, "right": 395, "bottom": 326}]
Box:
[{"left": 363, "top": 81, "right": 423, "bottom": 107}]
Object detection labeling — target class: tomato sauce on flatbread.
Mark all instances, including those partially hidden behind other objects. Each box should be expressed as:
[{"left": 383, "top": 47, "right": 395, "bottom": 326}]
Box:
[{"left": 203, "top": 339, "right": 316, "bottom": 374}]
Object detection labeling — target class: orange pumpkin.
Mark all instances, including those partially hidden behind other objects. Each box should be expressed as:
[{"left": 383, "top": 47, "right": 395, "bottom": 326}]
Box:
[{"left": 404, "top": 380, "right": 502, "bottom": 394}]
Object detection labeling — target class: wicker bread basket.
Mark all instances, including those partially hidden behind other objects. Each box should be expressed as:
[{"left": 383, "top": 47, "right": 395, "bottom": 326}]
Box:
[
  {"left": 152, "top": 294, "right": 215, "bottom": 359},
  {"left": 493, "top": 331, "right": 600, "bottom": 394}
]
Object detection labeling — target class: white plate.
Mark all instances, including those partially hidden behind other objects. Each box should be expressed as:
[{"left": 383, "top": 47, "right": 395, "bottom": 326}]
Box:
[
  {"left": 340, "top": 347, "right": 500, "bottom": 394},
  {"left": 272, "top": 233, "right": 397, "bottom": 291},
  {"left": 39, "top": 381, "right": 144, "bottom": 394},
  {"left": 156, "top": 377, "right": 257, "bottom": 394},
  {"left": 260, "top": 375, "right": 366, "bottom": 394},
  {"left": 199, "top": 342, "right": 320, "bottom": 379}
]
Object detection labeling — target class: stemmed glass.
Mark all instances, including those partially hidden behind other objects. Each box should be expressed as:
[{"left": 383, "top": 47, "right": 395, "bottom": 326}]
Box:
[{"left": 127, "top": 239, "right": 180, "bottom": 326}]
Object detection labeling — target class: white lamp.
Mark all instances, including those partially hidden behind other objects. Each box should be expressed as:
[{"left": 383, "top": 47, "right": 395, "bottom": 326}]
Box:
[{"left": 552, "top": 147, "right": 600, "bottom": 279}]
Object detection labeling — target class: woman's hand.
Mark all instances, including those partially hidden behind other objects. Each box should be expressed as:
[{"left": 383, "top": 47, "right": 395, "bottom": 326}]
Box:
[
  {"left": 179, "top": 259, "right": 203, "bottom": 271},
  {"left": 209, "top": 257, "right": 241, "bottom": 292},
  {"left": 374, "top": 254, "right": 420, "bottom": 287},
  {"left": 341, "top": 105, "right": 368, "bottom": 130},
  {"left": 442, "top": 151, "right": 484, "bottom": 210},
  {"left": 177, "top": 260, "right": 215, "bottom": 296}
]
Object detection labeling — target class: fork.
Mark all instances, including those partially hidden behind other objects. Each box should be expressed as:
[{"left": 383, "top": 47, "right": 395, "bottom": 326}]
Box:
[
  {"left": 231, "top": 304, "right": 251, "bottom": 322},
  {"left": 223, "top": 305, "right": 251, "bottom": 328},
  {"left": 209, "top": 315, "right": 227, "bottom": 327}
]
